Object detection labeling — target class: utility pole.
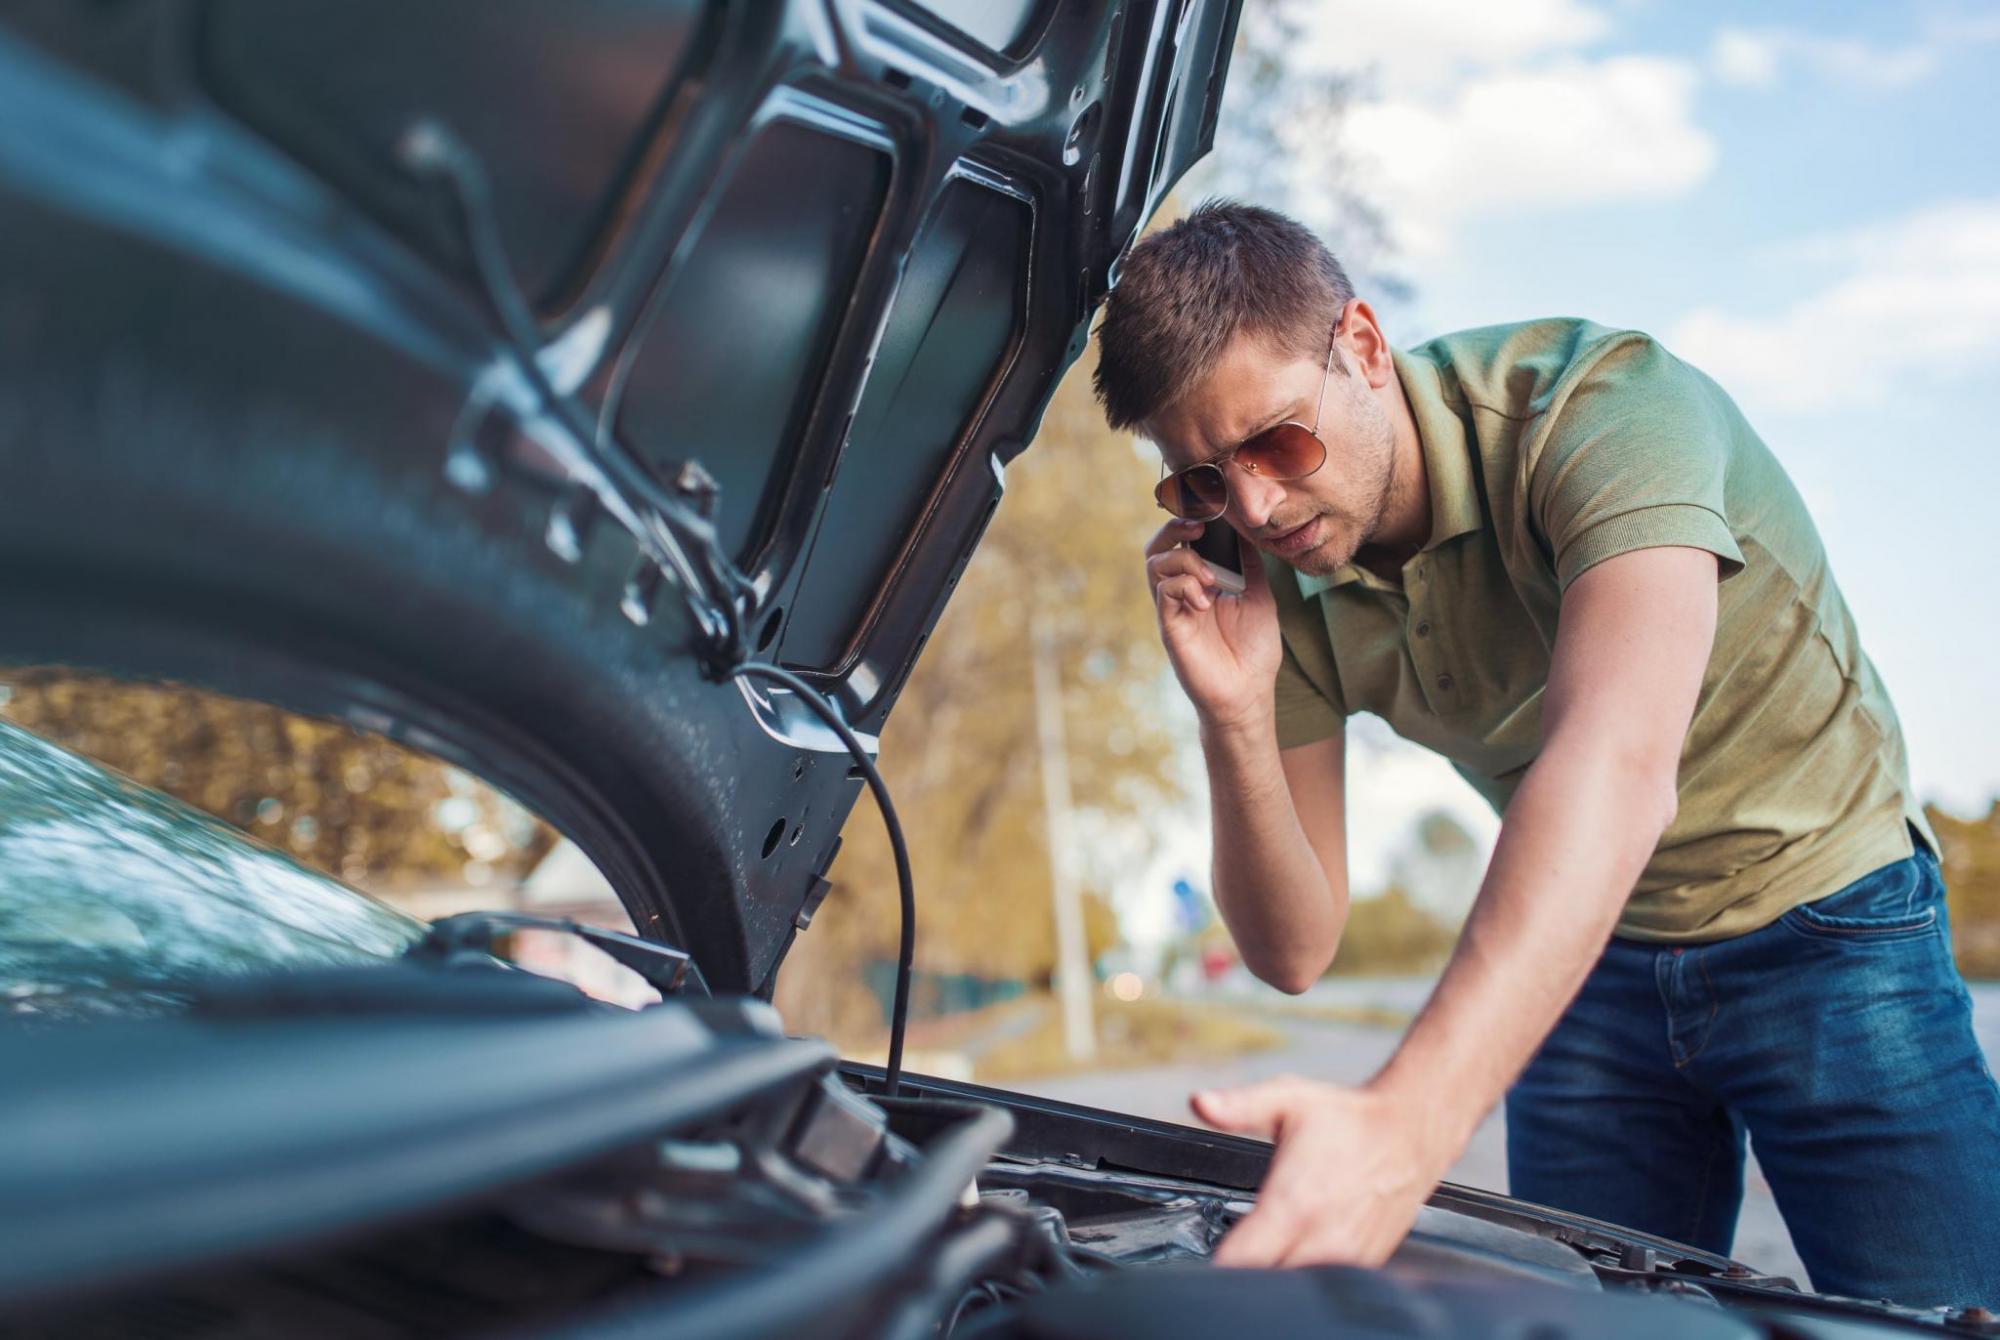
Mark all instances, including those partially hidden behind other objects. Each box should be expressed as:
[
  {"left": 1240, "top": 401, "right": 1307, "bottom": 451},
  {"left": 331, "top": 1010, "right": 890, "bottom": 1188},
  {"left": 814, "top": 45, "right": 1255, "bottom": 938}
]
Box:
[{"left": 1030, "top": 605, "right": 1097, "bottom": 1062}]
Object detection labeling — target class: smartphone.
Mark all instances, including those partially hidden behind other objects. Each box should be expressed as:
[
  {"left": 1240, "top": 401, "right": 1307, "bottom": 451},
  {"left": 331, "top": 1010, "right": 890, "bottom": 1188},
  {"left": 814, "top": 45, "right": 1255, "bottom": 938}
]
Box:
[{"left": 1188, "top": 522, "right": 1247, "bottom": 595}]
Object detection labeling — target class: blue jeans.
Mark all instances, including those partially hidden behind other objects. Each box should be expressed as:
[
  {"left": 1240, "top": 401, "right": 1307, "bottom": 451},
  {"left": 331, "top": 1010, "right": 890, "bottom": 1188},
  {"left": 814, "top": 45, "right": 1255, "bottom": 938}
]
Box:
[{"left": 1506, "top": 843, "right": 2000, "bottom": 1308}]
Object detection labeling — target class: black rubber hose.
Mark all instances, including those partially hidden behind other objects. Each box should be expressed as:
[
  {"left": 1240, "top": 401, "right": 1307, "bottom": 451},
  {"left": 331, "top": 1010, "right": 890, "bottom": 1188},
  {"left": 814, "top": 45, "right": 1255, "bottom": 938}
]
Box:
[
  {"left": 729, "top": 661, "right": 914, "bottom": 1098},
  {"left": 396, "top": 122, "right": 916, "bottom": 1093}
]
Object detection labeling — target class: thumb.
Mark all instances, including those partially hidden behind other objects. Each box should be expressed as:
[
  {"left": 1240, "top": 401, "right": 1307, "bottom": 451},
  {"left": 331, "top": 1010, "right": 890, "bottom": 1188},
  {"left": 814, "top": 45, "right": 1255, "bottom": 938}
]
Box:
[{"left": 1191, "top": 1076, "right": 1300, "bottom": 1139}]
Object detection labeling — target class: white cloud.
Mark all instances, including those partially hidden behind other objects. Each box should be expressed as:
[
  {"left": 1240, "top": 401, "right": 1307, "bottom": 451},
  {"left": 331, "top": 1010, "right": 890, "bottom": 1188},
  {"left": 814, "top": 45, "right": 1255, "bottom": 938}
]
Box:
[
  {"left": 1709, "top": 16, "right": 2000, "bottom": 91},
  {"left": 1710, "top": 27, "right": 1934, "bottom": 89},
  {"left": 1671, "top": 198, "right": 2000, "bottom": 414},
  {"left": 1290, "top": 1, "right": 1715, "bottom": 260},
  {"left": 1302, "top": 0, "right": 1610, "bottom": 94},
  {"left": 1708, "top": 29, "right": 1783, "bottom": 88},
  {"left": 1344, "top": 57, "right": 1714, "bottom": 256}
]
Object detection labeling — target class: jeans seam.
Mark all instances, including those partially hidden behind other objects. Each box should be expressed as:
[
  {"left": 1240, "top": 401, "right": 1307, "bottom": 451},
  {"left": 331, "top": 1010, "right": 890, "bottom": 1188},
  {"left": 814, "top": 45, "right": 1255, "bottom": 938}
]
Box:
[
  {"left": 1655, "top": 953, "right": 1686, "bottom": 1066},
  {"left": 1673, "top": 953, "right": 1721, "bottom": 1070},
  {"left": 1779, "top": 908, "right": 1937, "bottom": 944}
]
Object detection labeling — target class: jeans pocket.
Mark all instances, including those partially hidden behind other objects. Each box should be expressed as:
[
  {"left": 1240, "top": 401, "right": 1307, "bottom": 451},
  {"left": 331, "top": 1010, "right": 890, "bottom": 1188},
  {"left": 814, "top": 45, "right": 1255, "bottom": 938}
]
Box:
[{"left": 1781, "top": 855, "right": 1940, "bottom": 943}]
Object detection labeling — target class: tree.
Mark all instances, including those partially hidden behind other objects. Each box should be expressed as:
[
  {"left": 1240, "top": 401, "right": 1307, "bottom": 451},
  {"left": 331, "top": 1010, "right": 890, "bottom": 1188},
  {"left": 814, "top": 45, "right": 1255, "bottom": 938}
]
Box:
[
  {"left": 1389, "top": 808, "right": 1484, "bottom": 925},
  {"left": 1182, "top": 0, "right": 1406, "bottom": 302},
  {"left": 1929, "top": 801, "right": 2000, "bottom": 980},
  {"left": 0, "top": 670, "right": 554, "bottom": 893},
  {"left": 776, "top": 348, "right": 1185, "bottom": 1043},
  {"left": 1325, "top": 885, "right": 1458, "bottom": 977}
]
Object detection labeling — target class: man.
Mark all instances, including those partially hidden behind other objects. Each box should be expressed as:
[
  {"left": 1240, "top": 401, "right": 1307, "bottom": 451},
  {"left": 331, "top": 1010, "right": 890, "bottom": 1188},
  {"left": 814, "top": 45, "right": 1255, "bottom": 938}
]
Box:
[{"left": 1096, "top": 200, "right": 2000, "bottom": 1306}]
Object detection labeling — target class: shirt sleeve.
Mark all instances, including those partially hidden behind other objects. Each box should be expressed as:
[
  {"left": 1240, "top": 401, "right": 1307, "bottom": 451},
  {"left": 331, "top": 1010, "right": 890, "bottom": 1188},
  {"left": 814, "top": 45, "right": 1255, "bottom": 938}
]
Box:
[
  {"left": 1527, "top": 334, "right": 1747, "bottom": 590},
  {"left": 1264, "top": 558, "right": 1348, "bottom": 750},
  {"left": 1273, "top": 639, "right": 1344, "bottom": 750}
]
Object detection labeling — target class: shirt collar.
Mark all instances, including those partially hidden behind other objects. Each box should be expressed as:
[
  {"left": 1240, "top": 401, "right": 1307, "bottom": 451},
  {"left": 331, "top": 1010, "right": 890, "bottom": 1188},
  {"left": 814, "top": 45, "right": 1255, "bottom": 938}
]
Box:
[{"left": 1294, "top": 346, "right": 1482, "bottom": 599}]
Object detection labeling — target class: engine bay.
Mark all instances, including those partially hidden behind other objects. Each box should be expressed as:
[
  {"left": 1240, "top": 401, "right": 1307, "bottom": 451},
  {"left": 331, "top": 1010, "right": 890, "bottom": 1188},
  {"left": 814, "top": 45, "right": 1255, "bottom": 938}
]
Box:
[{"left": 0, "top": 968, "right": 1976, "bottom": 1340}]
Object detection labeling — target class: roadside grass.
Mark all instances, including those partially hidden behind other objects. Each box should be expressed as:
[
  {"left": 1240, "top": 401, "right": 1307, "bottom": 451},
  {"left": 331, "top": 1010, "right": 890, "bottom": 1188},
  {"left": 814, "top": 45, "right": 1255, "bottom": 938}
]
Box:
[
  {"left": 1228, "top": 998, "right": 1414, "bottom": 1031},
  {"left": 842, "top": 990, "right": 1409, "bottom": 1083},
  {"left": 842, "top": 994, "right": 1285, "bottom": 1082},
  {"left": 971, "top": 995, "right": 1285, "bottom": 1082}
]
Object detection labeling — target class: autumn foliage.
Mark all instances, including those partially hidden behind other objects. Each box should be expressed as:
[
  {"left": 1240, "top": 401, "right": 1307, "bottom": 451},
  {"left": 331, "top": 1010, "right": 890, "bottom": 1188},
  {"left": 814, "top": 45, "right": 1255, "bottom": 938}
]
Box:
[
  {"left": 775, "top": 351, "right": 1187, "bottom": 1044},
  {"left": 0, "top": 669, "right": 554, "bottom": 895},
  {"left": 1931, "top": 802, "right": 2000, "bottom": 979}
]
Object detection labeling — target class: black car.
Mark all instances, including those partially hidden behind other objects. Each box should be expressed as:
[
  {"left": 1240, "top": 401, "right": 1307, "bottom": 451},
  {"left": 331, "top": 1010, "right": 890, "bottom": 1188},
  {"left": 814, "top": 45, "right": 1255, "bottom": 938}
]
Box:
[{"left": 0, "top": 3, "right": 1982, "bottom": 1336}]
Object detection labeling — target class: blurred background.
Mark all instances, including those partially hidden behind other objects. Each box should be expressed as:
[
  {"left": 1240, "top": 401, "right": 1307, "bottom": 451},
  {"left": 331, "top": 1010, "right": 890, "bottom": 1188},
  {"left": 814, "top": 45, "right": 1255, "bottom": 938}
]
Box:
[{"left": 4, "top": 0, "right": 1995, "bottom": 1285}]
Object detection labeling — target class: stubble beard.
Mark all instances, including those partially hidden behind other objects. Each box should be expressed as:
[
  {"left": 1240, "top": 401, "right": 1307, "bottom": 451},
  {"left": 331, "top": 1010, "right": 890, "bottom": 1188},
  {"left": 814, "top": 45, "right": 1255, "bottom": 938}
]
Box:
[{"left": 1275, "top": 396, "right": 1396, "bottom": 578}]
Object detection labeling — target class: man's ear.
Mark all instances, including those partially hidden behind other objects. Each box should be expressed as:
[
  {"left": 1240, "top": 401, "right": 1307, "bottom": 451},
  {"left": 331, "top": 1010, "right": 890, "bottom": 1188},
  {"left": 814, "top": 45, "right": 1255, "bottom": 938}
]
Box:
[{"left": 1340, "top": 300, "right": 1395, "bottom": 391}]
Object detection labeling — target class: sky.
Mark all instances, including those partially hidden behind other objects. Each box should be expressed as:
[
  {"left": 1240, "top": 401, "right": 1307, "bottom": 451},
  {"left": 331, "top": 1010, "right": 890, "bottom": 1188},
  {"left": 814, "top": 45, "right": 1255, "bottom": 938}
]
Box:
[{"left": 1124, "top": 0, "right": 2000, "bottom": 934}]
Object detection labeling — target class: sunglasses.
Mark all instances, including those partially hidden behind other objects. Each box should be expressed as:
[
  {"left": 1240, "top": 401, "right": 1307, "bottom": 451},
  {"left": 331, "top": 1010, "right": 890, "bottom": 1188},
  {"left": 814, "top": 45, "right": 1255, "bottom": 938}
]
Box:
[{"left": 1153, "top": 324, "right": 1341, "bottom": 522}]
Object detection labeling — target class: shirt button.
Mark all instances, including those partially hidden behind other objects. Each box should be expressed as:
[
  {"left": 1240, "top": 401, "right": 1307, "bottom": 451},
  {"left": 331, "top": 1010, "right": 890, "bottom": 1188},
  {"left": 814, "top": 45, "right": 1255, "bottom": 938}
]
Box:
[
  {"left": 1415, "top": 621, "right": 1431, "bottom": 638},
  {"left": 1436, "top": 672, "right": 1454, "bottom": 692}
]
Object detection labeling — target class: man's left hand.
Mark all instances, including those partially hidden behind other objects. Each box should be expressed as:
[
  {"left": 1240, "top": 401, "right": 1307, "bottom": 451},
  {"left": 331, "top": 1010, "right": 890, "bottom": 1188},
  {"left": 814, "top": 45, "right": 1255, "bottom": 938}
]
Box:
[{"left": 1190, "top": 1075, "right": 1461, "bottom": 1268}]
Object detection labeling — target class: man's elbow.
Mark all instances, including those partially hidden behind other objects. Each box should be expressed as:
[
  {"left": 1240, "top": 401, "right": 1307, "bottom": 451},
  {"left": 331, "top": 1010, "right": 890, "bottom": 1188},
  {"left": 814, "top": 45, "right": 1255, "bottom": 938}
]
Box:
[{"left": 1247, "top": 945, "right": 1331, "bottom": 996}]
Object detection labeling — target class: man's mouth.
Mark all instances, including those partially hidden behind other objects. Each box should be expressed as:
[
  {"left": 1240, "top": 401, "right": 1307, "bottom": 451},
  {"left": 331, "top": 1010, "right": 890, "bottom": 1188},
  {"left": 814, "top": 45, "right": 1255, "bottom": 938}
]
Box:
[{"left": 1262, "top": 516, "right": 1324, "bottom": 557}]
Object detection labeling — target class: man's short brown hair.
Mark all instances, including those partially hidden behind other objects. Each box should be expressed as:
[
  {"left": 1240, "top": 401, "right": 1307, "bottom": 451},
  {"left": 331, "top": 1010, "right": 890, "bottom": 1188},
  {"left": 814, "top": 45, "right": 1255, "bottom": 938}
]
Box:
[{"left": 1092, "top": 200, "right": 1354, "bottom": 431}]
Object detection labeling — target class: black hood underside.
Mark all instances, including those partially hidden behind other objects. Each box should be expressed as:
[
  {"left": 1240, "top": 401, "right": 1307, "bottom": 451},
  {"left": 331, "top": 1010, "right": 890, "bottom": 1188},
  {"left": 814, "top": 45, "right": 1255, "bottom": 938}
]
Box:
[{"left": 0, "top": 0, "right": 1243, "bottom": 989}]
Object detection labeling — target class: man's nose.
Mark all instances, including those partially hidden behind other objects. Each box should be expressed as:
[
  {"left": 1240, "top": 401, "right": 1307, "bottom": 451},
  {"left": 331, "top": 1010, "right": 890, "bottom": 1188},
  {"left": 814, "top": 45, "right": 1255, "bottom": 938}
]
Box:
[{"left": 1226, "top": 463, "right": 1289, "bottom": 530}]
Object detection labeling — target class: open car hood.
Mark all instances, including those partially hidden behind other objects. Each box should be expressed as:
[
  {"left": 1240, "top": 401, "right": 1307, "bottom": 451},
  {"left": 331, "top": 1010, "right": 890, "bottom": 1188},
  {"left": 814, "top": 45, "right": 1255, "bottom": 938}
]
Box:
[{"left": 0, "top": 0, "right": 1242, "bottom": 990}]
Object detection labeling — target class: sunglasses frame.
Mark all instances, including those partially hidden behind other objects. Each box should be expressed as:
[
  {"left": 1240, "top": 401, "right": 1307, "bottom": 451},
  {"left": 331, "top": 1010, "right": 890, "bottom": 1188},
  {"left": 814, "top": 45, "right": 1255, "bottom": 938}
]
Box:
[{"left": 1153, "top": 319, "right": 1343, "bottom": 522}]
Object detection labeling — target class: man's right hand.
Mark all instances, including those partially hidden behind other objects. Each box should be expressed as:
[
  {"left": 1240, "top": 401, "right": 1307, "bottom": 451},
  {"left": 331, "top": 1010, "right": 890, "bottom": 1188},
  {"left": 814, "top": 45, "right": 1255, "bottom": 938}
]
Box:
[{"left": 1144, "top": 518, "right": 1284, "bottom": 731}]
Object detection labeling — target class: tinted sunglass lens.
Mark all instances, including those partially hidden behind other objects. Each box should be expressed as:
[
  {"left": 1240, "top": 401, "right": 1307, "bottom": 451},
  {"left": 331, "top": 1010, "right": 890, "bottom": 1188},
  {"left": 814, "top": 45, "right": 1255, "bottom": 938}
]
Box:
[
  {"left": 1178, "top": 464, "right": 1228, "bottom": 519},
  {"left": 1157, "top": 429, "right": 1319, "bottom": 518},
  {"left": 1156, "top": 464, "right": 1226, "bottom": 520},
  {"left": 1239, "top": 423, "right": 1327, "bottom": 480}
]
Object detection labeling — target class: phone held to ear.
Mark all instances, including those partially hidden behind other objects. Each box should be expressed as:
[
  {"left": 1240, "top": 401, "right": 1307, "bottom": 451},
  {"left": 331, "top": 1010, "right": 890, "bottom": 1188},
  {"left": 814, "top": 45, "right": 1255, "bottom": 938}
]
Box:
[{"left": 1188, "top": 522, "right": 1247, "bottom": 596}]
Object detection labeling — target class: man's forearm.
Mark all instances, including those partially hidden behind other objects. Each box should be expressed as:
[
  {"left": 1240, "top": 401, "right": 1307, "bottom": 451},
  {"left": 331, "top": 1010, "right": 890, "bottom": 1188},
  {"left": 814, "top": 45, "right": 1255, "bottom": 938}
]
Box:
[
  {"left": 1202, "top": 713, "right": 1346, "bottom": 992},
  {"left": 1372, "top": 733, "right": 1677, "bottom": 1150},
  {"left": 1192, "top": 549, "right": 1715, "bottom": 1270}
]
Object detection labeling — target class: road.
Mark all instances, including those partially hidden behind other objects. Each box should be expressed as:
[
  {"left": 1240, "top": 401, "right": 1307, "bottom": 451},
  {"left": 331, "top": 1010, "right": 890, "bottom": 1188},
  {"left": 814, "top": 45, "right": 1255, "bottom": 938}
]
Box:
[{"left": 1011, "top": 978, "right": 2000, "bottom": 1288}]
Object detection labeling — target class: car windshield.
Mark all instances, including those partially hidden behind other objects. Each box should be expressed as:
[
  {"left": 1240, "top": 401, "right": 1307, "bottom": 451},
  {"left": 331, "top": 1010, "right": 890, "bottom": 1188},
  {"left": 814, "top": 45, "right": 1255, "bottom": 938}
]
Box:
[{"left": 0, "top": 720, "right": 423, "bottom": 1022}]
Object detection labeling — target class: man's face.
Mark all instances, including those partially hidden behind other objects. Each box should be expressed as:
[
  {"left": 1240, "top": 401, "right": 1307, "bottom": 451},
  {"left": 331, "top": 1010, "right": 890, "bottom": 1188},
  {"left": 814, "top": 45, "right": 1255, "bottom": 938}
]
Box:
[{"left": 1142, "top": 327, "right": 1396, "bottom": 577}]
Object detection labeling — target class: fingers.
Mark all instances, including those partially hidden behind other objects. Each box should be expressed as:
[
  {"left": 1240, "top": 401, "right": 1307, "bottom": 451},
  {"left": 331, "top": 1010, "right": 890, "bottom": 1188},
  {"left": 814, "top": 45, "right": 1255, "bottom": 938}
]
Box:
[
  {"left": 1196, "top": 1076, "right": 1330, "bottom": 1268},
  {"left": 1190, "top": 1075, "right": 1306, "bottom": 1140},
  {"left": 1143, "top": 516, "right": 1204, "bottom": 559},
  {"left": 1148, "top": 549, "right": 1227, "bottom": 601},
  {"left": 1200, "top": 1077, "right": 1432, "bottom": 1273},
  {"left": 1212, "top": 1195, "right": 1305, "bottom": 1267},
  {"left": 1152, "top": 552, "right": 1240, "bottom": 604},
  {"left": 1145, "top": 519, "right": 1219, "bottom": 598},
  {"left": 1155, "top": 573, "right": 1214, "bottom": 615}
]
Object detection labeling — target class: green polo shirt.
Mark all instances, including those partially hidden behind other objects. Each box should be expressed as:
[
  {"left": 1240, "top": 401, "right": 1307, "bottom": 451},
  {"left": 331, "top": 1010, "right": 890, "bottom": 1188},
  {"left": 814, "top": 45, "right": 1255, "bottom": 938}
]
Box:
[{"left": 1269, "top": 318, "right": 1934, "bottom": 942}]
